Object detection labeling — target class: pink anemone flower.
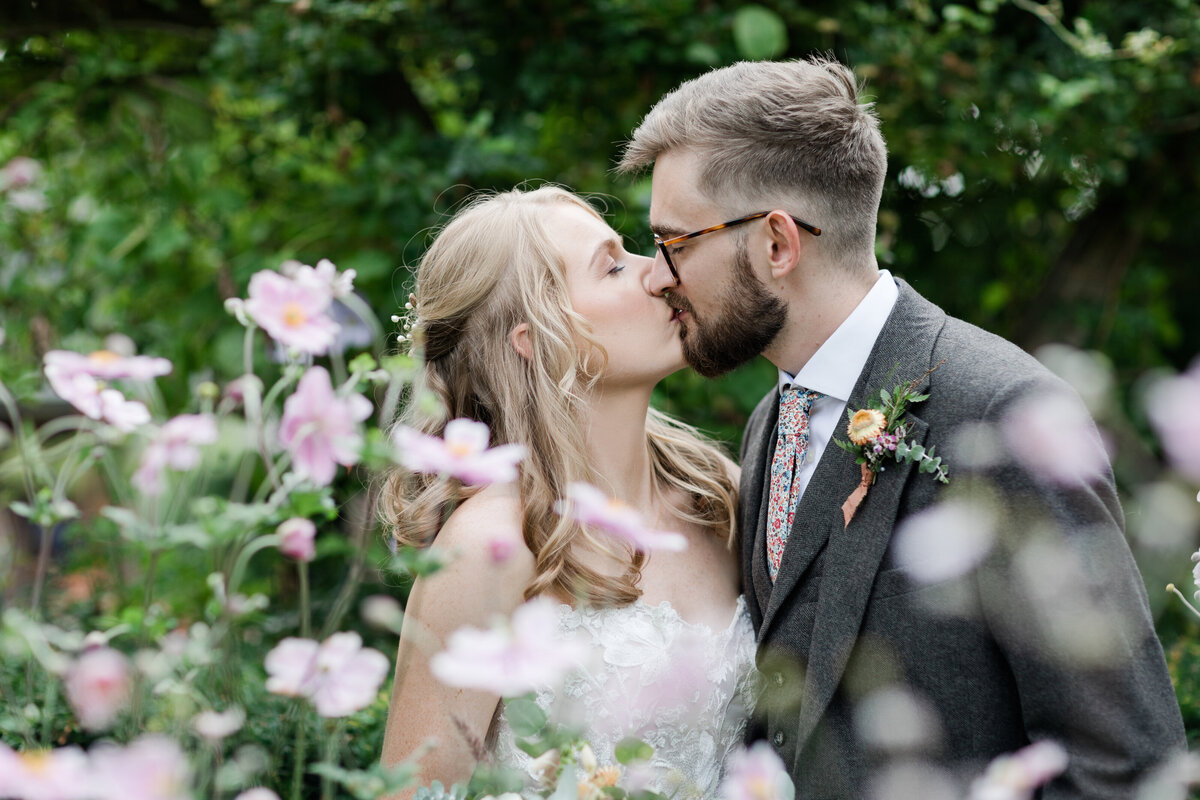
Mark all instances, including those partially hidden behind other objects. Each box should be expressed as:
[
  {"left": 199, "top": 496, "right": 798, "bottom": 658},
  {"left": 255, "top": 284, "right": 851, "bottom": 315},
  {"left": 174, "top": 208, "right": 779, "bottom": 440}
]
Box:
[
  {"left": 0, "top": 742, "right": 90, "bottom": 800},
  {"left": 719, "top": 742, "right": 794, "bottom": 800},
  {"left": 279, "top": 366, "right": 373, "bottom": 486},
  {"left": 264, "top": 632, "right": 389, "bottom": 717},
  {"left": 90, "top": 736, "right": 192, "bottom": 800},
  {"left": 64, "top": 645, "right": 133, "bottom": 732},
  {"left": 392, "top": 418, "right": 525, "bottom": 485},
  {"left": 555, "top": 482, "right": 687, "bottom": 553},
  {"left": 243, "top": 269, "right": 340, "bottom": 354},
  {"left": 430, "top": 597, "right": 587, "bottom": 697},
  {"left": 277, "top": 517, "right": 317, "bottom": 562},
  {"left": 132, "top": 414, "right": 218, "bottom": 496}
]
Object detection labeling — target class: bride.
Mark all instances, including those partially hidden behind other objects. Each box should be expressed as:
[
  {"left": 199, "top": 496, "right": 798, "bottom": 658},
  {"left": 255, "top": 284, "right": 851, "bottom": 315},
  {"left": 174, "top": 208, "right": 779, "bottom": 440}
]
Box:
[{"left": 380, "top": 186, "right": 756, "bottom": 799}]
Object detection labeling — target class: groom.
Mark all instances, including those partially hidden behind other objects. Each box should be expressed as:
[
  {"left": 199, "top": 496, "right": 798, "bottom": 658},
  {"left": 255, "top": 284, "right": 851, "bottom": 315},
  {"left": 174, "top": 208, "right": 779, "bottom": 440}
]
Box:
[{"left": 619, "top": 57, "right": 1184, "bottom": 798}]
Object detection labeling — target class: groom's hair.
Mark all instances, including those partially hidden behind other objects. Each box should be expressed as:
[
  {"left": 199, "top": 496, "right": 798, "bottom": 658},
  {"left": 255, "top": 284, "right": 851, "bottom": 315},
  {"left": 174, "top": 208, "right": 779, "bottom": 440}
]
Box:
[{"left": 618, "top": 55, "right": 887, "bottom": 265}]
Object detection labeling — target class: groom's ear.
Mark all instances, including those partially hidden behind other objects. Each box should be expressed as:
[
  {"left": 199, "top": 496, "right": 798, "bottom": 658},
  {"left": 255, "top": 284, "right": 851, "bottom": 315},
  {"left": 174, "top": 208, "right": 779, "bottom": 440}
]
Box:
[
  {"left": 764, "top": 210, "right": 805, "bottom": 279},
  {"left": 509, "top": 322, "right": 532, "bottom": 360}
]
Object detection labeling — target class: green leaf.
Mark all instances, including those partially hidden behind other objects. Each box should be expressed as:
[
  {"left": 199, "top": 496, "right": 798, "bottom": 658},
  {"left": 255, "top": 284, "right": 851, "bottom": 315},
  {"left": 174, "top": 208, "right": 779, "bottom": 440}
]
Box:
[
  {"left": 504, "top": 696, "right": 547, "bottom": 738},
  {"left": 732, "top": 5, "right": 788, "bottom": 61},
  {"left": 615, "top": 737, "right": 655, "bottom": 765}
]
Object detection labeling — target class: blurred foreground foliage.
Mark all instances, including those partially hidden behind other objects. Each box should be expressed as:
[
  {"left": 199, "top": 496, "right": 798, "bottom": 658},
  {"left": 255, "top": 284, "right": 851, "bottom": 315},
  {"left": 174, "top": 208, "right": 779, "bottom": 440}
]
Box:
[{"left": 3, "top": 0, "right": 1200, "bottom": 751}]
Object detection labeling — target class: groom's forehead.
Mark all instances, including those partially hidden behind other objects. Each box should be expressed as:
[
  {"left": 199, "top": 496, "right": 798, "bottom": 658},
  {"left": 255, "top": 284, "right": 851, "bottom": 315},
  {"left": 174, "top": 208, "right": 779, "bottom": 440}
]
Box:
[{"left": 648, "top": 153, "right": 718, "bottom": 232}]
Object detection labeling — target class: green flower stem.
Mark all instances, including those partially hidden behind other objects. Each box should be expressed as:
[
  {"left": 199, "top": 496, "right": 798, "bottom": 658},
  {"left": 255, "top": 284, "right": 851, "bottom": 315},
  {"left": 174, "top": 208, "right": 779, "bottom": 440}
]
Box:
[
  {"left": 0, "top": 380, "right": 39, "bottom": 502},
  {"left": 228, "top": 535, "right": 280, "bottom": 598},
  {"left": 340, "top": 292, "right": 385, "bottom": 352},
  {"left": 29, "top": 522, "right": 53, "bottom": 620},
  {"left": 330, "top": 347, "right": 347, "bottom": 388},
  {"left": 299, "top": 561, "right": 311, "bottom": 639},
  {"left": 143, "top": 549, "right": 160, "bottom": 618},
  {"left": 39, "top": 674, "right": 58, "bottom": 747},
  {"left": 291, "top": 705, "right": 309, "bottom": 800},
  {"left": 1167, "top": 584, "right": 1200, "bottom": 621},
  {"left": 242, "top": 325, "right": 256, "bottom": 377},
  {"left": 321, "top": 719, "right": 345, "bottom": 800},
  {"left": 319, "top": 482, "right": 378, "bottom": 639}
]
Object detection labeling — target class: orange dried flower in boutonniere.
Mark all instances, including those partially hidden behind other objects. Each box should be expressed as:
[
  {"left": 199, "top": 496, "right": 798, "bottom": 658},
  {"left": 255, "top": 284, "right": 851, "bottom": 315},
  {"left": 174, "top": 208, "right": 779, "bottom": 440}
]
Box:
[{"left": 834, "top": 361, "right": 950, "bottom": 527}]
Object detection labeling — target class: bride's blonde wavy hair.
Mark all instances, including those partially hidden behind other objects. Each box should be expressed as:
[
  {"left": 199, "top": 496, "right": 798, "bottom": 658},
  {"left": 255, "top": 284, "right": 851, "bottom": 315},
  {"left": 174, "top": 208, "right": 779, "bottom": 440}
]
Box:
[{"left": 381, "top": 185, "right": 737, "bottom": 606}]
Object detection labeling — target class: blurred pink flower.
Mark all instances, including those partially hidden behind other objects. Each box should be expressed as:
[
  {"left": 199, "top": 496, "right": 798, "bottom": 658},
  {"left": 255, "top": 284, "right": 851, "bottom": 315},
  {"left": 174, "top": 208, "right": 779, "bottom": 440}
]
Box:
[
  {"left": 719, "top": 742, "right": 794, "bottom": 800},
  {"left": 487, "top": 528, "right": 522, "bottom": 563},
  {"left": 279, "top": 367, "right": 373, "bottom": 486},
  {"left": 360, "top": 594, "right": 404, "bottom": 632},
  {"left": 893, "top": 498, "right": 995, "bottom": 584},
  {"left": 1146, "top": 360, "right": 1200, "bottom": 482},
  {"left": 44, "top": 349, "right": 172, "bottom": 382},
  {"left": 133, "top": 414, "right": 218, "bottom": 496},
  {"left": 1002, "top": 390, "right": 1110, "bottom": 486},
  {"left": 43, "top": 350, "right": 162, "bottom": 432},
  {"left": 0, "top": 156, "right": 42, "bottom": 190},
  {"left": 393, "top": 418, "right": 525, "bottom": 485},
  {"left": 0, "top": 743, "right": 89, "bottom": 800},
  {"left": 90, "top": 736, "right": 191, "bottom": 800},
  {"left": 968, "top": 740, "right": 1068, "bottom": 800},
  {"left": 264, "top": 631, "right": 389, "bottom": 717},
  {"left": 430, "top": 597, "right": 587, "bottom": 696},
  {"left": 97, "top": 389, "right": 151, "bottom": 433},
  {"left": 277, "top": 518, "right": 317, "bottom": 562},
  {"left": 192, "top": 707, "right": 246, "bottom": 742},
  {"left": 233, "top": 790, "right": 281, "bottom": 800},
  {"left": 283, "top": 258, "right": 356, "bottom": 300},
  {"left": 555, "top": 482, "right": 687, "bottom": 553},
  {"left": 243, "top": 269, "right": 340, "bottom": 354},
  {"left": 64, "top": 645, "right": 132, "bottom": 731}
]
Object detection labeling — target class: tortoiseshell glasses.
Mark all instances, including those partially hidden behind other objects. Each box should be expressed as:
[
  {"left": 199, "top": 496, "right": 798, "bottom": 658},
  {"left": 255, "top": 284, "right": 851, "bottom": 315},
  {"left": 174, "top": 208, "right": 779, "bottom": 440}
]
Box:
[{"left": 653, "top": 211, "right": 822, "bottom": 284}]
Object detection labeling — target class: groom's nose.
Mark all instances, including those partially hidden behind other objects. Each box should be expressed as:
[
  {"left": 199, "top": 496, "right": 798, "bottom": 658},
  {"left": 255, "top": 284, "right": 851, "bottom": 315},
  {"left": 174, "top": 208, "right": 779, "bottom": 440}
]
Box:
[{"left": 645, "top": 249, "right": 679, "bottom": 297}]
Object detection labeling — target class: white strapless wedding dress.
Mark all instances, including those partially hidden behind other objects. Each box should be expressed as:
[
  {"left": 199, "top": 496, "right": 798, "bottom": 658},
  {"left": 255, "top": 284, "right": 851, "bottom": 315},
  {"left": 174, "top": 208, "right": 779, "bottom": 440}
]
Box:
[{"left": 491, "top": 595, "right": 758, "bottom": 800}]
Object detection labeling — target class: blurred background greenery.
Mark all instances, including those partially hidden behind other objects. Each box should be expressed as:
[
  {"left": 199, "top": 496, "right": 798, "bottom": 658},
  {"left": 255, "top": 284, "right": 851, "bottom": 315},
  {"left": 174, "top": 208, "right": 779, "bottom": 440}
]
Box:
[{"left": 3, "top": 0, "right": 1200, "bottom": 739}]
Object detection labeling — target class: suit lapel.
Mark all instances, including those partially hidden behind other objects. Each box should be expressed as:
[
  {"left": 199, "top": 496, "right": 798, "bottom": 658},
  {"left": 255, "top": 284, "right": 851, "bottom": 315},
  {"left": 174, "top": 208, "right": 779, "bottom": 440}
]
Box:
[
  {"left": 743, "top": 388, "right": 780, "bottom": 625},
  {"left": 755, "top": 279, "right": 948, "bottom": 749}
]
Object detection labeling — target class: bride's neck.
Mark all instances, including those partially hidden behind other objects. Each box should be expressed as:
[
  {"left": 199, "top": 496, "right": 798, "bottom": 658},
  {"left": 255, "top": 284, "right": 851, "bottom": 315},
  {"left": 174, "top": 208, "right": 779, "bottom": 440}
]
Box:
[{"left": 583, "top": 386, "right": 656, "bottom": 509}]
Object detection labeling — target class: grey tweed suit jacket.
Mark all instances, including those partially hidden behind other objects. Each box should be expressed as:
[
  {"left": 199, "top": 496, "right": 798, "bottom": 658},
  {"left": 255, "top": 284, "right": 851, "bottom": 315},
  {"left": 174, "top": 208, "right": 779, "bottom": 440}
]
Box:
[{"left": 739, "top": 278, "right": 1184, "bottom": 799}]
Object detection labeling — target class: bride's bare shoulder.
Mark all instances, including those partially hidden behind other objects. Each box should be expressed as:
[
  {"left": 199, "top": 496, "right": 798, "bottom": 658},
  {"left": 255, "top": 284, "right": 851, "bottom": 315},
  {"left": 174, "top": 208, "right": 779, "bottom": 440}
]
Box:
[{"left": 429, "top": 482, "right": 533, "bottom": 576}]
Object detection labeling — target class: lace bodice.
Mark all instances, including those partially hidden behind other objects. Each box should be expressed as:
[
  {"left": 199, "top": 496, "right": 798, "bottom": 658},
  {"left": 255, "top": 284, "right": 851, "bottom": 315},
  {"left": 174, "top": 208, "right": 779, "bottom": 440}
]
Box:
[{"left": 491, "top": 595, "right": 758, "bottom": 800}]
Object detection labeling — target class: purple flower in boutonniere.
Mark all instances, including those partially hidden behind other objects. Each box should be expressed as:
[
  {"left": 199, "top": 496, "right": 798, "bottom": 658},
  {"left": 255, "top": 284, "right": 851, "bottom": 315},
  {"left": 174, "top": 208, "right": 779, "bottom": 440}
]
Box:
[{"left": 835, "top": 361, "right": 951, "bottom": 527}]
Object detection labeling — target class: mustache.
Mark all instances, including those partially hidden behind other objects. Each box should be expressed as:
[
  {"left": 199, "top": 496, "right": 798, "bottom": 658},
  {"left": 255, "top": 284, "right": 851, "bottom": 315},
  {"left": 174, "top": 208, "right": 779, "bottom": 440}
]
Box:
[{"left": 664, "top": 293, "right": 694, "bottom": 314}]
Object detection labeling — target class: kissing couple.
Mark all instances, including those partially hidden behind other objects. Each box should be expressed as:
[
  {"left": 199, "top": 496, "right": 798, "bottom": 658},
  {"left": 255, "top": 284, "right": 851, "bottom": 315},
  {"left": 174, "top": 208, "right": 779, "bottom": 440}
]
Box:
[{"left": 380, "top": 56, "right": 1184, "bottom": 800}]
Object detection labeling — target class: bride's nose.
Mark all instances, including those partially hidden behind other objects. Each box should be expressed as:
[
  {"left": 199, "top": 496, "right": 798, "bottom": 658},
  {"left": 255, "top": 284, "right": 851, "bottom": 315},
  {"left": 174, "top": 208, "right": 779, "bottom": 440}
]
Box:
[{"left": 631, "top": 253, "right": 657, "bottom": 295}]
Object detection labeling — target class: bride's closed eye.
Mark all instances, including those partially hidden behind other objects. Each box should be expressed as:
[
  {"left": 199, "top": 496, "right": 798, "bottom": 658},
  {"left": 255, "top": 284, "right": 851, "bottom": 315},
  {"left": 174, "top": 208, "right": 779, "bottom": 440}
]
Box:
[{"left": 606, "top": 262, "right": 626, "bottom": 276}]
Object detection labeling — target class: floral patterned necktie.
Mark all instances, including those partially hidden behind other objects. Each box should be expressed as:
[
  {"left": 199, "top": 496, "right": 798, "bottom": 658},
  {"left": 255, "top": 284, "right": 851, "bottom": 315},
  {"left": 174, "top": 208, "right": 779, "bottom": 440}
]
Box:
[{"left": 766, "top": 386, "right": 822, "bottom": 581}]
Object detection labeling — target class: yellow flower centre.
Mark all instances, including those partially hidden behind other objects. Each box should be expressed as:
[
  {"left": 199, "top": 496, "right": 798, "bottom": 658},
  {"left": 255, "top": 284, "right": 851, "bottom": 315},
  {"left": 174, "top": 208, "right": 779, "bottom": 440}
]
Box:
[
  {"left": 847, "top": 408, "right": 887, "bottom": 446},
  {"left": 282, "top": 302, "right": 309, "bottom": 328},
  {"left": 87, "top": 350, "right": 121, "bottom": 364},
  {"left": 747, "top": 776, "right": 775, "bottom": 800},
  {"left": 21, "top": 751, "right": 52, "bottom": 774},
  {"left": 447, "top": 441, "right": 475, "bottom": 457}
]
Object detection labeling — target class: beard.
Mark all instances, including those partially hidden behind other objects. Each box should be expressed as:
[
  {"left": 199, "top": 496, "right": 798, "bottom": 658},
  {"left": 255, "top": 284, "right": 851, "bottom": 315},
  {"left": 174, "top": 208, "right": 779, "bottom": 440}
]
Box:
[{"left": 670, "top": 241, "right": 787, "bottom": 378}]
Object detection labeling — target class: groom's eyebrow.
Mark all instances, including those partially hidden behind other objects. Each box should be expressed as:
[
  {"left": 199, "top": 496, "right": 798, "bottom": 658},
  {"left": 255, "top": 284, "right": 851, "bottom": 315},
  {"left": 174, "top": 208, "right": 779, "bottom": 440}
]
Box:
[{"left": 650, "top": 222, "right": 687, "bottom": 239}]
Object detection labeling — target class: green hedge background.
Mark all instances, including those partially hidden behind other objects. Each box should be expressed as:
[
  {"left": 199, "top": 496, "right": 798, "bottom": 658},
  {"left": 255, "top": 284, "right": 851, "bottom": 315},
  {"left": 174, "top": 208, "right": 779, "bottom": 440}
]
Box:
[{"left": 3, "top": 0, "right": 1200, "bottom": 749}]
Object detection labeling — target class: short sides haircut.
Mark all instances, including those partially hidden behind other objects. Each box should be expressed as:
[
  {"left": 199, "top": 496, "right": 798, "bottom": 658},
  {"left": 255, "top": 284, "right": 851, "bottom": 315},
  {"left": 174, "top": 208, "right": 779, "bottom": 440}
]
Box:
[{"left": 619, "top": 56, "right": 888, "bottom": 262}]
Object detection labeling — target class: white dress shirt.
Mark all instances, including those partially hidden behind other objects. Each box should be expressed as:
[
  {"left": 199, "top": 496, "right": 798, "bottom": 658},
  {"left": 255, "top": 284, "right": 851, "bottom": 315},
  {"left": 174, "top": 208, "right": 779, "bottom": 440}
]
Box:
[{"left": 775, "top": 270, "right": 898, "bottom": 504}]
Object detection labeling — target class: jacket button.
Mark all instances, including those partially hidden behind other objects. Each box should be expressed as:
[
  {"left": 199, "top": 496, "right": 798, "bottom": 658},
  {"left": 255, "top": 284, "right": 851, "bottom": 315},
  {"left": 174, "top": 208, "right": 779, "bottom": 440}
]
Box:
[
  {"left": 773, "top": 731, "right": 786, "bottom": 747},
  {"left": 772, "top": 671, "right": 784, "bottom": 687}
]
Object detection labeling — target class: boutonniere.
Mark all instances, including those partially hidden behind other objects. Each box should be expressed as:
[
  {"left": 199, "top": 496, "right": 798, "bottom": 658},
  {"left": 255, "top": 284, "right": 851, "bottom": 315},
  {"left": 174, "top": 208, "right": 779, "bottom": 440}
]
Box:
[{"left": 834, "top": 360, "right": 950, "bottom": 527}]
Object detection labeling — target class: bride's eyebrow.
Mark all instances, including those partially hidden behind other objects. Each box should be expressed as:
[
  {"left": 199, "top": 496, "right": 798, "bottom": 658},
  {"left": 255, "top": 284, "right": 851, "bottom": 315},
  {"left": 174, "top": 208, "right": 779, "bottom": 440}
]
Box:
[{"left": 587, "top": 237, "right": 623, "bottom": 271}]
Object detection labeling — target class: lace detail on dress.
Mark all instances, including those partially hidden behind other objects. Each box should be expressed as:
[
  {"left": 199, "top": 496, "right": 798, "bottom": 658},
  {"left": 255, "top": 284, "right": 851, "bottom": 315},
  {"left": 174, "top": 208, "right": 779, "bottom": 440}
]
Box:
[{"left": 491, "top": 595, "right": 758, "bottom": 800}]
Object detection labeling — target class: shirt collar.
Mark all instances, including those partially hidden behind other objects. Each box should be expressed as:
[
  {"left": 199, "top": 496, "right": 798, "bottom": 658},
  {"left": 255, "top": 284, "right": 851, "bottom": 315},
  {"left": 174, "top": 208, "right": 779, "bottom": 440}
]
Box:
[{"left": 777, "top": 269, "right": 899, "bottom": 401}]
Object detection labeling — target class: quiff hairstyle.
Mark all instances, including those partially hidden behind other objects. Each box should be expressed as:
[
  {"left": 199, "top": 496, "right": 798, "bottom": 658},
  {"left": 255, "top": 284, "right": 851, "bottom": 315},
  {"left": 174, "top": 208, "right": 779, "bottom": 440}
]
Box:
[
  {"left": 382, "top": 186, "right": 737, "bottom": 606},
  {"left": 618, "top": 56, "right": 888, "bottom": 263}
]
